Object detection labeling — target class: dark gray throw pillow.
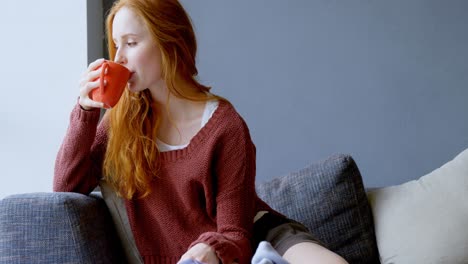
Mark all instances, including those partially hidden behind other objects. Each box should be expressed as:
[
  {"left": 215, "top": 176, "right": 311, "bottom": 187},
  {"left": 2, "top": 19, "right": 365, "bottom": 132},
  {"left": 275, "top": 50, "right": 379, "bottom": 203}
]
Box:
[
  {"left": 256, "top": 154, "right": 380, "bottom": 264},
  {"left": 0, "top": 192, "right": 124, "bottom": 264}
]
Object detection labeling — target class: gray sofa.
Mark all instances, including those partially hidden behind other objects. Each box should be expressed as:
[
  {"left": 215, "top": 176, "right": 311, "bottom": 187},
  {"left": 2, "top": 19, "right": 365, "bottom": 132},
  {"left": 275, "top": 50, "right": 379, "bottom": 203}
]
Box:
[
  {"left": 0, "top": 154, "right": 379, "bottom": 263},
  {"left": 0, "top": 154, "right": 386, "bottom": 263}
]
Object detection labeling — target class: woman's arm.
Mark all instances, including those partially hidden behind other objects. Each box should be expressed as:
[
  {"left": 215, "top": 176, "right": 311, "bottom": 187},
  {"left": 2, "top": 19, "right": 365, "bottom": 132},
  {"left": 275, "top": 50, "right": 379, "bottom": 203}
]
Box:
[{"left": 53, "top": 104, "right": 108, "bottom": 194}]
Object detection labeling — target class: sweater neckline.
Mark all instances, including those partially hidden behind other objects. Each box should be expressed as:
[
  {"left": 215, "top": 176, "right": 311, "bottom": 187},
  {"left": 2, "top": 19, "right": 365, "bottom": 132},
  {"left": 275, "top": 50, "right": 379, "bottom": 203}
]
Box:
[{"left": 159, "top": 100, "right": 229, "bottom": 162}]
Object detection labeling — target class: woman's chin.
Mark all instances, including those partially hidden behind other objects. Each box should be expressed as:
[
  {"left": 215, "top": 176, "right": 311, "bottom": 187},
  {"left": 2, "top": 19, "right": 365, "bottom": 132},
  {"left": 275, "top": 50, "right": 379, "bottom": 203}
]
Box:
[
  {"left": 127, "top": 82, "right": 149, "bottom": 94},
  {"left": 126, "top": 83, "right": 139, "bottom": 93}
]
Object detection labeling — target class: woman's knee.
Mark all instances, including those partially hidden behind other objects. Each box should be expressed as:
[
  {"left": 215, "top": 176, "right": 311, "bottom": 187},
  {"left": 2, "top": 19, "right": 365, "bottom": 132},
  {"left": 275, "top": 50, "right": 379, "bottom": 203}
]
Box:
[{"left": 283, "top": 242, "right": 348, "bottom": 264}]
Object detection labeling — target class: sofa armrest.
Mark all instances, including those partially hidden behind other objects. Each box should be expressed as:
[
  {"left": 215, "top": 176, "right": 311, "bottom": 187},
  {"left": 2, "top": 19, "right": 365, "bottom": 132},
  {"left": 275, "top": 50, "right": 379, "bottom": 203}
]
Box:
[{"left": 0, "top": 192, "right": 124, "bottom": 263}]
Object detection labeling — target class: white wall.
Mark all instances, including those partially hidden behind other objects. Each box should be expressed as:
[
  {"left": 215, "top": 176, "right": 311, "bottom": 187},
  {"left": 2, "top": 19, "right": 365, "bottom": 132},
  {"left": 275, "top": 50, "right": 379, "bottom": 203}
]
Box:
[{"left": 0, "top": 1, "right": 93, "bottom": 198}]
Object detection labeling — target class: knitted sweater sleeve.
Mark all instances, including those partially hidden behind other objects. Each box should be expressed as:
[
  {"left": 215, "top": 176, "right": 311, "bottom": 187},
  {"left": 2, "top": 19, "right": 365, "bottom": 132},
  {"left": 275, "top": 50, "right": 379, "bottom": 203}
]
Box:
[
  {"left": 53, "top": 103, "right": 108, "bottom": 194},
  {"left": 190, "top": 115, "right": 257, "bottom": 264}
]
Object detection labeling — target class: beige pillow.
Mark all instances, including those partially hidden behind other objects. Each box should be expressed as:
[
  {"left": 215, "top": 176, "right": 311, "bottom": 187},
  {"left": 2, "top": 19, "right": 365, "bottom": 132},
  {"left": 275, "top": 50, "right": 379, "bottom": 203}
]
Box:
[{"left": 367, "top": 148, "right": 468, "bottom": 264}]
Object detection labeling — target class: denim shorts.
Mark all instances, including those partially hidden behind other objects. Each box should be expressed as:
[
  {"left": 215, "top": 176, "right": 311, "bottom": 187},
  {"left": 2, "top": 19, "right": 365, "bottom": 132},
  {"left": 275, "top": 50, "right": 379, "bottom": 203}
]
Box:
[{"left": 253, "top": 212, "right": 324, "bottom": 255}]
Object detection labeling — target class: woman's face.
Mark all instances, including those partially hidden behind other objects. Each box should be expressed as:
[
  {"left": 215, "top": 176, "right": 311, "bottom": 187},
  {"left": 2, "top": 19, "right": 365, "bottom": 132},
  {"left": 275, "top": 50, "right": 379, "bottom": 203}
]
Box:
[{"left": 112, "top": 7, "right": 164, "bottom": 93}]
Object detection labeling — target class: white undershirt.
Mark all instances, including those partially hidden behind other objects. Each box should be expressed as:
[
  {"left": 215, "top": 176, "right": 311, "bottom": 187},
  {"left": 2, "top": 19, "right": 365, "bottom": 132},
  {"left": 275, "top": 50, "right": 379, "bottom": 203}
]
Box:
[{"left": 157, "top": 99, "right": 219, "bottom": 152}]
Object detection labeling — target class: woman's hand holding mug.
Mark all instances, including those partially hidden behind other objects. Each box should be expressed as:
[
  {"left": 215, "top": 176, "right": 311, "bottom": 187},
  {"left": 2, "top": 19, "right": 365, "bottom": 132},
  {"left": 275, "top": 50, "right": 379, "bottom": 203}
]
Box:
[
  {"left": 79, "top": 58, "right": 106, "bottom": 110},
  {"left": 79, "top": 58, "right": 131, "bottom": 110}
]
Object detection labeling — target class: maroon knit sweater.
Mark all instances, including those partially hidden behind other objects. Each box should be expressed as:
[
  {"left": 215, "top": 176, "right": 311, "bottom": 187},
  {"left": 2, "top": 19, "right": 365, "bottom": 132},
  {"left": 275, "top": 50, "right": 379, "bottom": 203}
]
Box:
[{"left": 54, "top": 100, "right": 271, "bottom": 264}]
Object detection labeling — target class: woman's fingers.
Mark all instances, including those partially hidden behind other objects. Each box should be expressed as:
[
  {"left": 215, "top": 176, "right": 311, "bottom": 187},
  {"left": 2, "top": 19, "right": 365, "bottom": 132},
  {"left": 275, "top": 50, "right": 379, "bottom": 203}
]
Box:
[
  {"left": 83, "top": 79, "right": 100, "bottom": 94},
  {"left": 88, "top": 58, "right": 105, "bottom": 71},
  {"left": 79, "top": 96, "right": 105, "bottom": 110},
  {"left": 87, "top": 67, "right": 103, "bottom": 82},
  {"left": 79, "top": 79, "right": 106, "bottom": 109},
  {"left": 78, "top": 58, "right": 106, "bottom": 110}
]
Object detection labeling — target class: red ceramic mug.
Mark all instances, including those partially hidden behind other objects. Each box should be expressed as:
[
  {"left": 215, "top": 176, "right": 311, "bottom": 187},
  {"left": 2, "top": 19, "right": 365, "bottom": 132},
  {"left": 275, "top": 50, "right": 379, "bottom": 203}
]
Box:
[{"left": 90, "top": 60, "right": 131, "bottom": 109}]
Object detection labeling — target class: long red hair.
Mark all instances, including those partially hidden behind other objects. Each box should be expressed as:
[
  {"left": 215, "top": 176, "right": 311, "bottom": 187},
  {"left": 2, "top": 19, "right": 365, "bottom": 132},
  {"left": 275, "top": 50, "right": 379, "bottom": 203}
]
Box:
[{"left": 102, "top": 0, "right": 223, "bottom": 199}]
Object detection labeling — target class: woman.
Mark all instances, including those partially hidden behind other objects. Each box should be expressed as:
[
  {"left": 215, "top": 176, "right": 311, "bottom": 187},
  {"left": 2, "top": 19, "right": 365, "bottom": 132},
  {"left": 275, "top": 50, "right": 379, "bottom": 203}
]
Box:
[{"left": 54, "top": 0, "right": 347, "bottom": 263}]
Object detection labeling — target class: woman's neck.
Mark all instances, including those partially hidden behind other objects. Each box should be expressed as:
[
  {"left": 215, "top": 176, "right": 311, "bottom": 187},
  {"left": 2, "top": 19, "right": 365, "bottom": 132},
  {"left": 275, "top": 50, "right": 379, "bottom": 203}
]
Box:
[
  {"left": 149, "top": 76, "right": 209, "bottom": 145},
  {"left": 149, "top": 75, "right": 208, "bottom": 120}
]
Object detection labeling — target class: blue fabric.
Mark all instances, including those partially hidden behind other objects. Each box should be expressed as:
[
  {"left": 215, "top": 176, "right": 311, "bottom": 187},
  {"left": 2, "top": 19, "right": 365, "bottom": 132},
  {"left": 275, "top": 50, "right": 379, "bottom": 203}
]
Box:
[
  {"left": 0, "top": 192, "right": 124, "bottom": 264},
  {"left": 256, "top": 154, "right": 380, "bottom": 264},
  {"left": 251, "top": 241, "right": 288, "bottom": 264},
  {"left": 178, "top": 259, "right": 205, "bottom": 264}
]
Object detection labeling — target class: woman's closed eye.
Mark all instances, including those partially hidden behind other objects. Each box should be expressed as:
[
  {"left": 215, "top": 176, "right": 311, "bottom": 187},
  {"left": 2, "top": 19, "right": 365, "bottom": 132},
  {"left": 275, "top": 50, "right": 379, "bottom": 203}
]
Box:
[{"left": 114, "top": 42, "right": 137, "bottom": 49}]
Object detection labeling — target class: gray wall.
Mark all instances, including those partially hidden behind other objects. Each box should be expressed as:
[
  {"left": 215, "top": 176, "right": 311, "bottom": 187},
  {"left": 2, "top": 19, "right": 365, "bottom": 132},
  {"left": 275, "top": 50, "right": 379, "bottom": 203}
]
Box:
[
  {"left": 88, "top": 0, "right": 104, "bottom": 63},
  {"left": 180, "top": 0, "right": 468, "bottom": 187}
]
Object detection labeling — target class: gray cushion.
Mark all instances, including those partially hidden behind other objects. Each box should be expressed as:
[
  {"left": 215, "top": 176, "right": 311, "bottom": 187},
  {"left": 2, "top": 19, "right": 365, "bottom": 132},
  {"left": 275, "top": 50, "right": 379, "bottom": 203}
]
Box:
[
  {"left": 0, "top": 192, "right": 124, "bottom": 264},
  {"left": 256, "top": 154, "right": 380, "bottom": 264}
]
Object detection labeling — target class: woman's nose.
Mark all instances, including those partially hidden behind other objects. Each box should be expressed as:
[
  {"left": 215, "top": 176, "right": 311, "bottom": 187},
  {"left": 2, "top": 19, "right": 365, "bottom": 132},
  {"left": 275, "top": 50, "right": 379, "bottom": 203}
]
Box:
[{"left": 114, "top": 49, "right": 127, "bottom": 64}]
